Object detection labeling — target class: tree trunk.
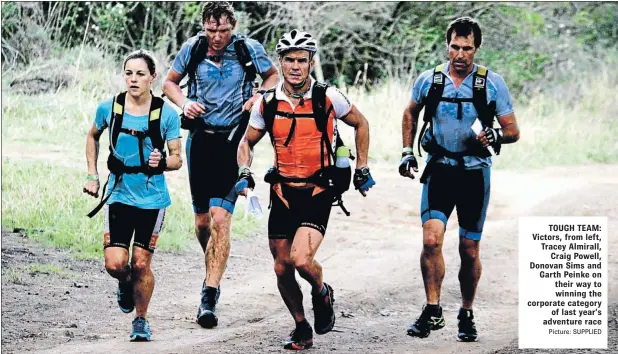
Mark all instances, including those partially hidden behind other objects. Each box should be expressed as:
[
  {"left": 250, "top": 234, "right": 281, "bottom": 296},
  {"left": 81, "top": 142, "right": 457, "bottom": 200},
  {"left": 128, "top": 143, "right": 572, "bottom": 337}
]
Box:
[{"left": 313, "top": 52, "right": 325, "bottom": 82}]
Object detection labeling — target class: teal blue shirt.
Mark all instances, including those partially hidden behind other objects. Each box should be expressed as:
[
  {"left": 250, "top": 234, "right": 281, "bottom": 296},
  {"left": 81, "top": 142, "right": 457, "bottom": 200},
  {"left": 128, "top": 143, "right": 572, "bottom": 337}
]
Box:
[{"left": 94, "top": 97, "right": 181, "bottom": 209}]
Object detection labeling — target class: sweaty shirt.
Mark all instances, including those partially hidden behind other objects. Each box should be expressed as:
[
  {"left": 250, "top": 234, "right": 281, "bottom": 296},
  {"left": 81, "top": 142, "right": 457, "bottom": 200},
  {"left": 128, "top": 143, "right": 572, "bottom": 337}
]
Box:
[
  {"left": 94, "top": 97, "right": 181, "bottom": 209},
  {"left": 412, "top": 62, "right": 514, "bottom": 169},
  {"left": 171, "top": 33, "right": 274, "bottom": 131}
]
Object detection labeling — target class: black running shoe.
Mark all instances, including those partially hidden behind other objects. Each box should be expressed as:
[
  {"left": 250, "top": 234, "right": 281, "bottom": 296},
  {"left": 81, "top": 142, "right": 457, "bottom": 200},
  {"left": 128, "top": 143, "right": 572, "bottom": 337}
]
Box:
[
  {"left": 283, "top": 323, "right": 314, "bottom": 350},
  {"left": 196, "top": 285, "right": 220, "bottom": 328},
  {"left": 312, "top": 283, "right": 335, "bottom": 335},
  {"left": 407, "top": 304, "right": 446, "bottom": 338},
  {"left": 457, "top": 308, "right": 479, "bottom": 342},
  {"left": 200, "top": 280, "right": 220, "bottom": 304},
  {"left": 117, "top": 280, "right": 134, "bottom": 314}
]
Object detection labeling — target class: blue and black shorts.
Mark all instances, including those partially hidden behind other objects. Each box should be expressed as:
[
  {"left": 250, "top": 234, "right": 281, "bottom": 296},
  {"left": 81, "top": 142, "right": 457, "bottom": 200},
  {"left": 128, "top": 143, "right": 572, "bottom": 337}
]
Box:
[{"left": 420, "top": 164, "right": 490, "bottom": 240}]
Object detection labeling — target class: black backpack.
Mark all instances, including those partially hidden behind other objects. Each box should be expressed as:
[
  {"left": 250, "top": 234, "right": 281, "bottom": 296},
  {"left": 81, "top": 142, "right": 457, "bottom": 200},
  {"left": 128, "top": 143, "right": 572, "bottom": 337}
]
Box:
[
  {"left": 87, "top": 92, "right": 165, "bottom": 217},
  {"left": 417, "top": 64, "right": 499, "bottom": 184},
  {"left": 184, "top": 34, "right": 257, "bottom": 89},
  {"left": 261, "top": 82, "right": 354, "bottom": 216},
  {"left": 177, "top": 35, "right": 257, "bottom": 142}
]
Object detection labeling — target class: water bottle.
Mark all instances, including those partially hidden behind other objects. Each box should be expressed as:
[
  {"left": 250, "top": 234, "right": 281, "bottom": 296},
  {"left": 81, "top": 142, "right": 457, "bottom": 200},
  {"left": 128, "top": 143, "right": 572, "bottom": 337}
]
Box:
[
  {"left": 245, "top": 190, "right": 264, "bottom": 219},
  {"left": 334, "top": 146, "right": 352, "bottom": 194},
  {"left": 336, "top": 146, "right": 350, "bottom": 168}
]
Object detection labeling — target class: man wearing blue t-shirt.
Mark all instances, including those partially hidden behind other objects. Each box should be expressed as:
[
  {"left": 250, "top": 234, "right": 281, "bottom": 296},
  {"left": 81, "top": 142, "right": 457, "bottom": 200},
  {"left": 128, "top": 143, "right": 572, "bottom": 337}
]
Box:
[
  {"left": 399, "top": 17, "right": 520, "bottom": 342},
  {"left": 162, "top": 2, "right": 279, "bottom": 329}
]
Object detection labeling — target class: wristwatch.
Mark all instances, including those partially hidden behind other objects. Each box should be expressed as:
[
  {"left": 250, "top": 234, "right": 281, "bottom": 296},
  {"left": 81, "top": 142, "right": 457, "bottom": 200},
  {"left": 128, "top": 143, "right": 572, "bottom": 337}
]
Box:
[
  {"left": 356, "top": 167, "right": 370, "bottom": 175},
  {"left": 256, "top": 89, "right": 267, "bottom": 95},
  {"left": 86, "top": 174, "right": 99, "bottom": 181}
]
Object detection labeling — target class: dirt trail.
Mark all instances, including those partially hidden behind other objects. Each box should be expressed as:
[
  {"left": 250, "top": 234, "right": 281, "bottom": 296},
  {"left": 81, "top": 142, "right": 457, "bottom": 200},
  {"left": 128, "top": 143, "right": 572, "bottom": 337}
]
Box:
[{"left": 2, "top": 164, "right": 617, "bottom": 354}]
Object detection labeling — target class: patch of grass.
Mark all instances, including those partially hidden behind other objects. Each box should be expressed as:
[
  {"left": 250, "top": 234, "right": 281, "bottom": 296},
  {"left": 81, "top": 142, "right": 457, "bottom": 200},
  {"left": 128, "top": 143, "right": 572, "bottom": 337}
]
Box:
[
  {"left": 493, "top": 66, "right": 618, "bottom": 169},
  {"left": 2, "top": 86, "right": 109, "bottom": 152},
  {"left": 3, "top": 268, "right": 24, "bottom": 284},
  {"left": 1, "top": 159, "right": 263, "bottom": 259},
  {"left": 26, "top": 264, "right": 65, "bottom": 275}
]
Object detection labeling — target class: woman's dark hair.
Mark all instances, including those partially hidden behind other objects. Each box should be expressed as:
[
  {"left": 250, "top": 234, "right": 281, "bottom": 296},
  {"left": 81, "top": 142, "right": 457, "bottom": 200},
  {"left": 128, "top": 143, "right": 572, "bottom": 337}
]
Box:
[
  {"left": 202, "top": 2, "right": 237, "bottom": 27},
  {"left": 123, "top": 50, "right": 157, "bottom": 75},
  {"left": 446, "top": 17, "right": 482, "bottom": 48}
]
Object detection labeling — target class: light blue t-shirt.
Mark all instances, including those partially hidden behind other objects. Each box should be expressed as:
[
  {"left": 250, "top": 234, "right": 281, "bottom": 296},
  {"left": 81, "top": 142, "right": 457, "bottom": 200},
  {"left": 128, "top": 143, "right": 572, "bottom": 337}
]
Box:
[
  {"left": 412, "top": 62, "right": 514, "bottom": 169},
  {"left": 94, "top": 97, "right": 181, "bottom": 209},
  {"left": 171, "top": 33, "right": 274, "bottom": 131}
]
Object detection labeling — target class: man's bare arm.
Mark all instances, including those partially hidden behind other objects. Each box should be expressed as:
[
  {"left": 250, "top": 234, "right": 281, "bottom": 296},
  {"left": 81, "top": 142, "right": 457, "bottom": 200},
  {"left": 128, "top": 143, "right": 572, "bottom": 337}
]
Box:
[
  {"left": 339, "top": 106, "right": 370, "bottom": 169},
  {"left": 402, "top": 99, "right": 423, "bottom": 152},
  {"left": 496, "top": 113, "right": 520, "bottom": 144},
  {"left": 259, "top": 65, "right": 280, "bottom": 90},
  {"left": 243, "top": 66, "right": 280, "bottom": 112},
  {"left": 237, "top": 126, "right": 267, "bottom": 169},
  {"left": 162, "top": 69, "right": 205, "bottom": 118},
  {"left": 162, "top": 69, "right": 186, "bottom": 108}
]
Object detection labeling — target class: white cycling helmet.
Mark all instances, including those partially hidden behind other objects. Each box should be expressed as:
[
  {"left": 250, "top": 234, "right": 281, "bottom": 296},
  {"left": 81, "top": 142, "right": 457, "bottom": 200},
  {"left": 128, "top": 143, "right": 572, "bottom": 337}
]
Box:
[{"left": 276, "top": 29, "right": 318, "bottom": 56}]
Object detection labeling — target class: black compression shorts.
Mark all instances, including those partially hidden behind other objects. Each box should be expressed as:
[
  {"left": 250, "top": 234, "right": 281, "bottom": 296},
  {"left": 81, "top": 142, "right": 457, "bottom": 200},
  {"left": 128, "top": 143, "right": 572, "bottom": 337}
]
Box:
[
  {"left": 268, "top": 184, "right": 333, "bottom": 240},
  {"left": 186, "top": 129, "right": 240, "bottom": 214},
  {"left": 104, "top": 203, "right": 165, "bottom": 253}
]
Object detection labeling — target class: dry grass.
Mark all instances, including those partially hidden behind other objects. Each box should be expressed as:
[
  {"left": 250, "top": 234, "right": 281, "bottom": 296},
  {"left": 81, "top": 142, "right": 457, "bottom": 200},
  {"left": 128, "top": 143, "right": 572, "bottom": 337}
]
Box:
[{"left": 2, "top": 47, "right": 616, "bottom": 258}]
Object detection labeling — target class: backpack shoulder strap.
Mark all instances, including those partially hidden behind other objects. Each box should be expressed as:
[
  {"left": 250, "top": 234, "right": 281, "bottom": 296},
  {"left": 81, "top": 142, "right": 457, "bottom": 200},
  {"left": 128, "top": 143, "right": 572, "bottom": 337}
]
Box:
[
  {"left": 311, "top": 81, "right": 338, "bottom": 166},
  {"left": 110, "top": 92, "right": 127, "bottom": 149},
  {"left": 186, "top": 36, "right": 208, "bottom": 83},
  {"left": 422, "top": 63, "right": 446, "bottom": 123},
  {"left": 148, "top": 96, "right": 165, "bottom": 151},
  {"left": 416, "top": 65, "right": 445, "bottom": 156},
  {"left": 262, "top": 88, "right": 278, "bottom": 139},
  {"left": 472, "top": 64, "right": 495, "bottom": 128},
  {"left": 311, "top": 82, "right": 329, "bottom": 134},
  {"left": 233, "top": 38, "right": 257, "bottom": 82}
]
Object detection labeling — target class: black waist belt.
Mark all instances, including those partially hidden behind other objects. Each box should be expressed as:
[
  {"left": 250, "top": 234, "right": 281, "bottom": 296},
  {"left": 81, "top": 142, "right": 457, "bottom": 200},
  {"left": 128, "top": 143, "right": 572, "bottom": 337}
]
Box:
[
  {"left": 264, "top": 168, "right": 329, "bottom": 188},
  {"left": 419, "top": 140, "right": 483, "bottom": 184},
  {"left": 86, "top": 157, "right": 164, "bottom": 218},
  {"left": 264, "top": 168, "right": 351, "bottom": 216},
  {"left": 184, "top": 110, "right": 250, "bottom": 146}
]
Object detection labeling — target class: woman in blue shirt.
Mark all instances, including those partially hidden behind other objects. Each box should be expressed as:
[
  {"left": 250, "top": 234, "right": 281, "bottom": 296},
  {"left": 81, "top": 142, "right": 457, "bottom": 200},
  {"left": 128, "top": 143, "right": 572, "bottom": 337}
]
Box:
[{"left": 83, "top": 50, "right": 182, "bottom": 341}]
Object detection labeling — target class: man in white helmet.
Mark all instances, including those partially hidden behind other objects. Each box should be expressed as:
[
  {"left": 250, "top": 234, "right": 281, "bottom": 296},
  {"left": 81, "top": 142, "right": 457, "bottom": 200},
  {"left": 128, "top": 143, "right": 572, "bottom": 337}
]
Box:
[{"left": 236, "top": 29, "right": 375, "bottom": 350}]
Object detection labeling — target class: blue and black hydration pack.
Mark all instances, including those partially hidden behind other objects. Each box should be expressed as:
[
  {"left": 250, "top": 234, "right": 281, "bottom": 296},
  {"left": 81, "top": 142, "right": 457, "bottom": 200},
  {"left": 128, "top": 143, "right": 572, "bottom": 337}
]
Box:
[{"left": 417, "top": 63, "right": 501, "bottom": 184}]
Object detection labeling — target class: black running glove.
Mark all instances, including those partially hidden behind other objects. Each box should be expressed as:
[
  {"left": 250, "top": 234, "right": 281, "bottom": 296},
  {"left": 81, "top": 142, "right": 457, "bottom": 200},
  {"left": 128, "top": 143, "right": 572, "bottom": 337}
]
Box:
[
  {"left": 235, "top": 167, "right": 255, "bottom": 195},
  {"left": 398, "top": 151, "right": 418, "bottom": 180},
  {"left": 483, "top": 127, "right": 503, "bottom": 145}
]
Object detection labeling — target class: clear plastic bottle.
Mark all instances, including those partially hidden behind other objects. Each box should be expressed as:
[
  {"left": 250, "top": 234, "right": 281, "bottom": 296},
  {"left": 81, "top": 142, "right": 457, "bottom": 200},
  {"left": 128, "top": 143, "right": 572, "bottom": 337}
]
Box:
[
  {"left": 245, "top": 189, "right": 264, "bottom": 219},
  {"left": 336, "top": 146, "right": 350, "bottom": 168}
]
